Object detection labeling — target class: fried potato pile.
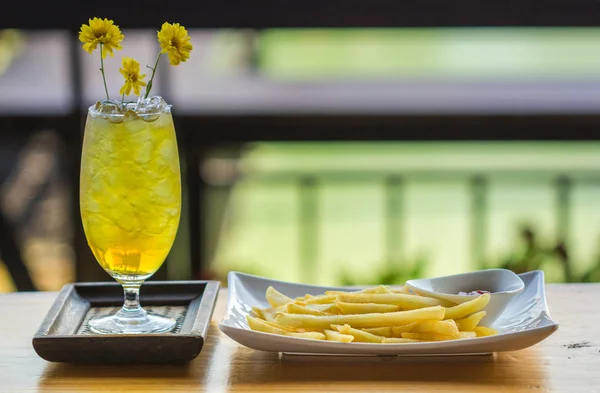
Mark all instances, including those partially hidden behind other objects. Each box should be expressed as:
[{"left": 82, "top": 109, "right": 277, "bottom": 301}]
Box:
[{"left": 247, "top": 285, "right": 498, "bottom": 343}]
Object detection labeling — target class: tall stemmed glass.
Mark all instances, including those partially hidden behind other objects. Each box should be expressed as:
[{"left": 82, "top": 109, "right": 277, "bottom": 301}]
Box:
[{"left": 80, "top": 102, "right": 181, "bottom": 334}]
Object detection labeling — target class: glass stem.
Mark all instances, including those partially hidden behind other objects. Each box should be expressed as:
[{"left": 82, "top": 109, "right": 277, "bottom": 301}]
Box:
[
  {"left": 122, "top": 283, "right": 142, "bottom": 313},
  {"left": 114, "top": 282, "right": 148, "bottom": 323}
]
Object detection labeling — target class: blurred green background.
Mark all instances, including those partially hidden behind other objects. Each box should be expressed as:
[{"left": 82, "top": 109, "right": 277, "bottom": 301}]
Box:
[
  {"left": 206, "top": 141, "right": 600, "bottom": 286},
  {"left": 257, "top": 28, "right": 600, "bottom": 80},
  {"left": 2, "top": 27, "right": 600, "bottom": 291}
]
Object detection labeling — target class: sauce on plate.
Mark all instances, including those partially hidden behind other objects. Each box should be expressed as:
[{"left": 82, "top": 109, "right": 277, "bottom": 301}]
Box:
[{"left": 457, "top": 290, "right": 490, "bottom": 296}]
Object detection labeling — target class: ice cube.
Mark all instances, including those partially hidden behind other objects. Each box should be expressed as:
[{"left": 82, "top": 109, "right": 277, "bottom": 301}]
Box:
[
  {"left": 92, "top": 100, "right": 126, "bottom": 123},
  {"left": 122, "top": 109, "right": 140, "bottom": 122},
  {"left": 94, "top": 100, "right": 123, "bottom": 114},
  {"left": 135, "top": 96, "right": 170, "bottom": 122},
  {"left": 158, "top": 139, "right": 177, "bottom": 160},
  {"left": 144, "top": 214, "right": 169, "bottom": 234},
  {"left": 134, "top": 140, "right": 152, "bottom": 164},
  {"left": 141, "top": 113, "right": 160, "bottom": 122},
  {"left": 83, "top": 196, "right": 102, "bottom": 214}
]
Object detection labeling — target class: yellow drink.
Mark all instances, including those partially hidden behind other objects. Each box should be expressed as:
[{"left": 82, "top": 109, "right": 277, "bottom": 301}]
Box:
[{"left": 80, "top": 109, "right": 181, "bottom": 279}]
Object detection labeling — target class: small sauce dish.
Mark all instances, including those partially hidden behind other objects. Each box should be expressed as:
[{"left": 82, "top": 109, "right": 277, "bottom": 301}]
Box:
[{"left": 405, "top": 268, "right": 525, "bottom": 325}]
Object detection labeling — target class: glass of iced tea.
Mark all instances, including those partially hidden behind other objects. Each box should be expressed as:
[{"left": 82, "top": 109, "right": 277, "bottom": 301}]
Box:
[{"left": 80, "top": 97, "right": 181, "bottom": 334}]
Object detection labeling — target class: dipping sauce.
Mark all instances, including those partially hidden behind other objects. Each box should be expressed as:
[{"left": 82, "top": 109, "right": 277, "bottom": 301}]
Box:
[{"left": 458, "top": 290, "right": 490, "bottom": 296}]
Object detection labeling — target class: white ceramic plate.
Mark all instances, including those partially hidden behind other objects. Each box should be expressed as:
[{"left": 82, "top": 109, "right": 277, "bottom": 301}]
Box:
[{"left": 219, "top": 270, "right": 559, "bottom": 355}]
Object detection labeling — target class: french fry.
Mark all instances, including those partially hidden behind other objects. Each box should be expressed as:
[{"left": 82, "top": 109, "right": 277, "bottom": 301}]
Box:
[
  {"left": 390, "top": 286, "right": 409, "bottom": 293},
  {"left": 304, "top": 295, "right": 337, "bottom": 305},
  {"left": 252, "top": 306, "right": 265, "bottom": 319},
  {"left": 325, "top": 285, "right": 392, "bottom": 296},
  {"left": 248, "top": 315, "right": 309, "bottom": 333},
  {"left": 444, "top": 293, "right": 490, "bottom": 320},
  {"left": 391, "top": 322, "right": 416, "bottom": 336},
  {"left": 262, "top": 319, "right": 297, "bottom": 332},
  {"left": 286, "top": 303, "right": 328, "bottom": 316},
  {"left": 307, "top": 303, "right": 339, "bottom": 313},
  {"left": 362, "top": 327, "right": 393, "bottom": 337},
  {"left": 401, "top": 331, "right": 476, "bottom": 341},
  {"left": 456, "top": 311, "right": 486, "bottom": 331},
  {"left": 411, "top": 320, "right": 459, "bottom": 337},
  {"left": 473, "top": 326, "right": 498, "bottom": 337},
  {"left": 248, "top": 315, "right": 326, "bottom": 338},
  {"left": 332, "top": 324, "right": 385, "bottom": 343},
  {"left": 336, "top": 293, "right": 449, "bottom": 310},
  {"left": 336, "top": 302, "right": 400, "bottom": 314},
  {"left": 401, "top": 332, "right": 438, "bottom": 341},
  {"left": 399, "top": 333, "right": 444, "bottom": 341},
  {"left": 275, "top": 306, "right": 445, "bottom": 329},
  {"left": 360, "top": 285, "right": 393, "bottom": 294},
  {"left": 324, "top": 329, "right": 354, "bottom": 342},
  {"left": 266, "top": 286, "right": 293, "bottom": 308},
  {"left": 285, "top": 332, "right": 326, "bottom": 340},
  {"left": 247, "top": 315, "right": 286, "bottom": 334},
  {"left": 260, "top": 306, "right": 285, "bottom": 322},
  {"left": 381, "top": 337, "right": 421, "bottom": 343}
]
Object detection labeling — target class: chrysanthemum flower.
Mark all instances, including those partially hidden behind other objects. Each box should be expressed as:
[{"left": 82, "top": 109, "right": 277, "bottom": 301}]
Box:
[
  {"left": 79, "top": 17, "right": 124, "bottom": 58},
  {"left": 157, "top": 22, "right": 193, "bottom": 66},
  {"left": 119, "top": 57, "right": 147, "bottom": 96}
]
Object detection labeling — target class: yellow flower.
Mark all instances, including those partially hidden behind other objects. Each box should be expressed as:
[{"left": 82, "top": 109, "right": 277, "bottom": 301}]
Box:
[
  {"left": 119, "top": 57, "right": 147, "bottom": 96},
  {"left": 79, "top": 17, "right": 124, "bottom": 58},
  {"left": 157, "top": 22, "right": 193, "bottom": 65}
]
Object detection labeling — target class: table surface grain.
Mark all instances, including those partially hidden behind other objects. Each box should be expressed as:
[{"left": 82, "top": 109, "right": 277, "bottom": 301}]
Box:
[{"left": 0, "top": 284, "right": 599, "bottom": 393}]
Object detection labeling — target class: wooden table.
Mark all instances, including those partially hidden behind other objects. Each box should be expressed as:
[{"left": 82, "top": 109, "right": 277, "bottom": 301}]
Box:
[{"left": 1, "top": 284, "right": 599, "bottom": 392}]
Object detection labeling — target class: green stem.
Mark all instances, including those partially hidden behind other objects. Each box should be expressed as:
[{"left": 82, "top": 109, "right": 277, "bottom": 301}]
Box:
[
  {"left": 121, "top": 92, "right": 125, "bottom": 108},
  {"left": 144, "top": 52, "right": 162, "bottom": 99},
  {"left": 99, "top": 43, "right": 110, "bottom": 101}
]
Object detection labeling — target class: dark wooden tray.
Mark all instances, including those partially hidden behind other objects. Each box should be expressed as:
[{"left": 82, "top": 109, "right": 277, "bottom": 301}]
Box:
[{"left": 32, "top": 280, "right": 220, "bottom": 364}]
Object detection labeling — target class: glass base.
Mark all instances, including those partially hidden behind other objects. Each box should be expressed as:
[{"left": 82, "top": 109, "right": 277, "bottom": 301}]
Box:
[{"left": 88, "top": 309, "right": 176, "bottom": 334}]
